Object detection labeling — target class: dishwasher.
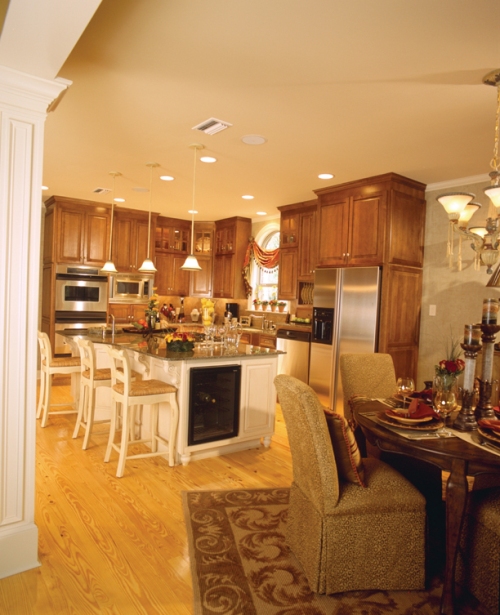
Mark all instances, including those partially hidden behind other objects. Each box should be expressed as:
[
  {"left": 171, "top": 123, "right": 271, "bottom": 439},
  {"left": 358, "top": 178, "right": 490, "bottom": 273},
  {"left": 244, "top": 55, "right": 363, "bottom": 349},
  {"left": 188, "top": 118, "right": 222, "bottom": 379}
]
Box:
[{"left": 276, "top": 329, "right": 311, "bottom": 385}]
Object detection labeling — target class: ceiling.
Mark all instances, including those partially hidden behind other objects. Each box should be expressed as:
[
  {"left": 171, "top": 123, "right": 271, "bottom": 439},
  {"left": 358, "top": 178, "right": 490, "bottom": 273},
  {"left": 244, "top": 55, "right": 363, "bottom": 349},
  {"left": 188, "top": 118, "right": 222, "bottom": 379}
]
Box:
[{"left": 40, "top": 0, "right": 500, "bottom": 221}]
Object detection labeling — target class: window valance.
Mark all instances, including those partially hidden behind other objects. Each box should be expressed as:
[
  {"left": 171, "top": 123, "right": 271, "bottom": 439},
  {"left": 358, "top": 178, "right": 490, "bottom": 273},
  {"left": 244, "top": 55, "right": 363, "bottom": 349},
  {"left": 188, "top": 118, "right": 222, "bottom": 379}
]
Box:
[{"left": 242, "top": 237, "right": 280, "bottom": 298}]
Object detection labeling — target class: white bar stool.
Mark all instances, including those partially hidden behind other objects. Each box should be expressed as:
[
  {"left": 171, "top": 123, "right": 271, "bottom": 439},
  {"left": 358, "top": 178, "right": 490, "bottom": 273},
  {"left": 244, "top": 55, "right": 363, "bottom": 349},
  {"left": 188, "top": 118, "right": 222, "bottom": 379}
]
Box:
[
  {"left": 105, "top": 346, "right": 179, "bottom": 478},
  {"left": 37, "top": 331, "right": 81, "bottom": 428},
  {"left": 73, "top": 338, "right": 112, "bottom": 449}
]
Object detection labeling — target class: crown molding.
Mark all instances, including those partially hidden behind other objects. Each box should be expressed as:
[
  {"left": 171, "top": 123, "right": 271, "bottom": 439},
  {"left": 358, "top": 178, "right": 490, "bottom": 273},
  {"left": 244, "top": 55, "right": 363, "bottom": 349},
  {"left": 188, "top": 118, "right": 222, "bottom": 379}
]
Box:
[{"left": 426, "top": 173, "right": 490, "bottom": 193}]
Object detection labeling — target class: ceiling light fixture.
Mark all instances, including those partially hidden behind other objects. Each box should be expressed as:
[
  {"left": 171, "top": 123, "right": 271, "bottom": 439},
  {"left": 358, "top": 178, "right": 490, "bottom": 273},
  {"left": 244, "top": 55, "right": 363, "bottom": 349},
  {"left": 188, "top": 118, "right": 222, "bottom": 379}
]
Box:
[
  {"left": 160, "top": 175, "right": 174, "bottom": 181},
  {"left": 437, "top": 69, "right": 500, "bottom": 278},
  {"left": 318, "top": 173, "right": 334, "bottom": 180},
  {"left": 241, "top": 135, "right": 267, "bottom": 145},
  {"left": 138, "top": 162, "right": 159, "bottom": 273},
  {"left": 242, "top": 195, "right": 254, "bottom": 200},
  {"left": 181, "top": 144, "right": 203, "bottom": 272},
  {"left": 200, "top": 156, "right": 217, "bottom": 163},
  {"left": 100, "top": 171, "right": 121, "bottom": 274}
]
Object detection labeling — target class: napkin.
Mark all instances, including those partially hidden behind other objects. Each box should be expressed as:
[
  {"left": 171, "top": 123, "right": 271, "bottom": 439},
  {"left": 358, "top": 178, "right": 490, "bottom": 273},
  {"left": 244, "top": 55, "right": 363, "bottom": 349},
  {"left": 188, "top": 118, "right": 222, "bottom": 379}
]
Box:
[
  {"left": 410, "top": 388, "right": 433, "bottom": 405},
  {"left": 388, "top": 398, "right": 440, "bottom": 420},
  {"left": 478, "top": 418, "right": 500, "bottom": 434}
]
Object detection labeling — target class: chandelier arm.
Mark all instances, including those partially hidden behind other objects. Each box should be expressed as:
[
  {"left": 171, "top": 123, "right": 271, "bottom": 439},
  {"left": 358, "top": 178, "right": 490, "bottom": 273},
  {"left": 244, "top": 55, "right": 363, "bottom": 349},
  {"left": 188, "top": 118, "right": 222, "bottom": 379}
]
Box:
[{"left": 454, "top": 226, "right": 484, "bottom": 253}]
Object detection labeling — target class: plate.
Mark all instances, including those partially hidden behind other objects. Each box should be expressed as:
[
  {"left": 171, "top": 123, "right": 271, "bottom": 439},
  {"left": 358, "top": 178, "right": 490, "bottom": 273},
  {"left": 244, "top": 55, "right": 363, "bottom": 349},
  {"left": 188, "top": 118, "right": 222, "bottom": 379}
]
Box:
[
  {"left": 377, "top": 412, "right": 444, "bottom": 431},
  {"left": 385, "top": 411, "right": 434, "bottom": 425},
  {"left": 478, "top": 426, "right": 500, "bottom": 446}
]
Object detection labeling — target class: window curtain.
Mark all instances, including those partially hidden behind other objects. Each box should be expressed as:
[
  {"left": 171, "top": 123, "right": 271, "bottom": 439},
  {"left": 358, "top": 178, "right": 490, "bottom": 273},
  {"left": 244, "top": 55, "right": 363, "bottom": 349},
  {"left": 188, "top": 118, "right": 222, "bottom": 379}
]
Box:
[{"left": 242, "top": 237, "right": 280, "bottom": 298}]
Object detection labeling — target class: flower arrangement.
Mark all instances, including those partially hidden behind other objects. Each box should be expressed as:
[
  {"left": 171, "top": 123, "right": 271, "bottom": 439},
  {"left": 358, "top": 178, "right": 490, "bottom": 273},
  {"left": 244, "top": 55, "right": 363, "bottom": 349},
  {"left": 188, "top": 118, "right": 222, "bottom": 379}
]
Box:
[
  {"left": 269, "top": 299, "right": 279, "bottom": 306},
  {"left": 165, "top": 331, "right": 195, "bottom": 352},
  {"left": 435, "top": 333, "right": 465, "bottom": 377},
  {"left": 146, "top": 288, "right": 160, "bottom": 327}
]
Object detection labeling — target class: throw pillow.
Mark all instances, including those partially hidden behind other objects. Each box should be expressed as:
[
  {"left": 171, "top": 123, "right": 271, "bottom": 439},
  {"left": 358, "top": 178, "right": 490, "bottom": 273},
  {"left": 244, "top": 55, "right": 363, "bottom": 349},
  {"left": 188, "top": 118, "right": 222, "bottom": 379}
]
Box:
[{"left": 323, "top": 408, "right": 366, "bottom": 487}]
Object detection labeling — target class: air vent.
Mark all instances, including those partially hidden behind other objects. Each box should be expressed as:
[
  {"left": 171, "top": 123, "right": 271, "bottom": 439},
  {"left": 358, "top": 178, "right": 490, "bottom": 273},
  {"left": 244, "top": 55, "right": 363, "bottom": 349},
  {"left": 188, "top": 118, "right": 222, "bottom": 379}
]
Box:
[
  {"left": 93, "top": 187, "right": 111, "bottom": 195},
  {"left": 192, "top": 117, "right": 232, "bottom": 135}
]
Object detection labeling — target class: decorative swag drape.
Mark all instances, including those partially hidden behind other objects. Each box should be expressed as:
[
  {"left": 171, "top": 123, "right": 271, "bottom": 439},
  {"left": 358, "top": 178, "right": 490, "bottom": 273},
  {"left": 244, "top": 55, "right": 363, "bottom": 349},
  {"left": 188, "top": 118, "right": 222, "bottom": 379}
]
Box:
[{"left": 242, "top": 237, "right": 280, "bottom": 298}]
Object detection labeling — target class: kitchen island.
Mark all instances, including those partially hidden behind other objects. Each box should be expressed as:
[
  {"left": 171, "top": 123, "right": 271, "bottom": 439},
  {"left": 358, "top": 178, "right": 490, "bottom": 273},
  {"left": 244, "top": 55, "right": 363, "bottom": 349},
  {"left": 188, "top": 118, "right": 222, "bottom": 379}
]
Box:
[{"left": 59, "top": 331, "right": 281, "bottom": 466}]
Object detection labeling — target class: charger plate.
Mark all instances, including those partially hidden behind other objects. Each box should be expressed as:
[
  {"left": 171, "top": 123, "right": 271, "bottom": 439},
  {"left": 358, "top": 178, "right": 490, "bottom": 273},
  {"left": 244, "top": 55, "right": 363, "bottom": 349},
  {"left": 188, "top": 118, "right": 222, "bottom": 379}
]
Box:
[
  {"left": 385, "top": 410, "right": 433, "bottom": 425},
  {"left": 478, "top": 426, "right": 500, "bottom": 447},
  {"left": 377, "top": 412, "right": 443, "bottom": 431}
]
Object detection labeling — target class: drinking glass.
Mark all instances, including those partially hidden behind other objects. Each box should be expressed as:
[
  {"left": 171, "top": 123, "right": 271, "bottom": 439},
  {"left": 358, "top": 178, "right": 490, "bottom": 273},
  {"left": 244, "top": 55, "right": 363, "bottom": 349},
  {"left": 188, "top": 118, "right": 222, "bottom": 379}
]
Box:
[
  {"left": 396, "top": 377, "right": 415, "bottom": 407},
  {"left": 432, "top": 375, "right": 458, "bottom": 436}
]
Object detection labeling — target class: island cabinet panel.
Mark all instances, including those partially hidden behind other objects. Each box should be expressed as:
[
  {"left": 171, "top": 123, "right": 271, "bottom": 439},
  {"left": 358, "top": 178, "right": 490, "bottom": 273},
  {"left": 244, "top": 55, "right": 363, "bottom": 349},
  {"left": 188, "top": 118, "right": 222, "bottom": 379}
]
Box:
[
  {"left": 44, "top": 196, "right": 111, "bottom": 266},
  {"left": 378, "top": 264, "right": 423, "bottom": 381},
  {"left": 112, "top": 209, "right": 157, "bottom": 272},
  {"left": 240, "top": 358, "right": 276, "bottom": 435},
  {"left": 213, "top": 217, "right": 251, "bottom": 299},
  {"left": 155, "top": 253, "right": 189, "bottom": 296}
]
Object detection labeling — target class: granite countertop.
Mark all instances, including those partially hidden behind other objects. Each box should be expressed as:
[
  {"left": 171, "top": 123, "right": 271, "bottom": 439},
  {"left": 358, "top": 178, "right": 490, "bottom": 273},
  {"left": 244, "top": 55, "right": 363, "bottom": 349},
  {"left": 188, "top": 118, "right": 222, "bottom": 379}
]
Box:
[{"left": 57, "top": 330, "right": 283, "bottom": 361}]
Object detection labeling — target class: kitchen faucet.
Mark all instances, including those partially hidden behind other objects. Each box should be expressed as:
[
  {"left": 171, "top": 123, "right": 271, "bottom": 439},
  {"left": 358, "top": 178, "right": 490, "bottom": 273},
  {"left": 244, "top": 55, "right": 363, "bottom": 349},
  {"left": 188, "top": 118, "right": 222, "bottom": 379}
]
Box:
[{"left": 108, "top": 313, "right": 115, "bottom": 340}]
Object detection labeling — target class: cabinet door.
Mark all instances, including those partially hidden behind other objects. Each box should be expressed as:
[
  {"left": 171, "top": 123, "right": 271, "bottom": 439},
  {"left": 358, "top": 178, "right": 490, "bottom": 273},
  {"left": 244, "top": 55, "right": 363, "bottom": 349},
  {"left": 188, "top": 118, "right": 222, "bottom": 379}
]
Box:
[
  {"left": 85, "top": 212, "right": 110, "bottom": 265},
  {"left": 240, "top": 359, "right": 276, "bottom": 436},
  {"left": 258, "top": 334, "right": 277, "bottom": 349},
  {"left": 317, "top": 198, "right": 349, "bottom": 267},
  {"left": 134, "top": 220, "right": 151, "bottom": 271},
  {"left": 213, "top": 254, "right": 234, "bottom": 298},
  {"left": 171, "top": 255, "right": 190, "bottom": 295},
  {"left": 57, "top": 208, "right": 84, "bottom": 263},
  {"left": 190, "top": 255, "right": 213, "bottom": 297},
  {"left": 278, "top": 249, "right": 297, "bottom": 300},
  {"left": 108, "top": 303, "right": 133, "bottom": 324},
  {"left": 154, "top": 254, "right": 171, "bottom": 294},
  {"left": 113, "top": 217, "right": 134, "bottom": 271},
  {"left": 280, "top": 213, "right": 299, "bottom": 247},
  {"left": 348, "top": 193, "right": 386, "bottom": 265},
  {"left": 130, "top": 304, "right": 148, "bottom": 322},
  {"left": 298, "top": 210, "right": 316, "bottom": 280}
]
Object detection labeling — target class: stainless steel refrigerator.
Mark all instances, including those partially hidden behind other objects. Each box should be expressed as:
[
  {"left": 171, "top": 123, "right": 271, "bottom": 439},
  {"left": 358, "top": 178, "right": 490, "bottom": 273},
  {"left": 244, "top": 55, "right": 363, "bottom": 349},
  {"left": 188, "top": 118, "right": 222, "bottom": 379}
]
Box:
[{"left": 309, "top": 267, "right": 382, "bottom": 414}]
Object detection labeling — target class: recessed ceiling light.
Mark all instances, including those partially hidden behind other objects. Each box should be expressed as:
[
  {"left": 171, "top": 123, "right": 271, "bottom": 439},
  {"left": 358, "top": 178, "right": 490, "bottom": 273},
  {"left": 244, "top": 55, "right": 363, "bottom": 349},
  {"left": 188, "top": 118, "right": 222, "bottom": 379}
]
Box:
[
  {"left": 160, "top": 175, "right": 174, "bottom": 181},
  {"left": 242, "top": 135, "right": 267, "bottom": 145},
  {"left": 188, "top": 209, "right": 198, "bottom": 214},
  {"left": 318, "top": 173, "right": 334, "bottom": 180},
  {"left": 114, "top": 198, "right": 125, "bottom": 203},
  {"left": 242, "top": 195, "right": 254, "bottom": 200},
  {"left": 200, "top": 156, "right": 217, "bottom": 163},
  {"left": 256, "top": 211, "right": 267, "bottom": 216},
  {"left": 41, "top": 185, "right": 48, "bottom": 190}
]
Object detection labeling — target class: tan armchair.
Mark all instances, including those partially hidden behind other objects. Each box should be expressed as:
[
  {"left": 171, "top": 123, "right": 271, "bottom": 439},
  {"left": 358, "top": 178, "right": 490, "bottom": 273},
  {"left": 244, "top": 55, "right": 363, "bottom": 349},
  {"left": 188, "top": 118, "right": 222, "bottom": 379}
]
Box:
[
  {"left": 340, "top": 352, "right": 397, "bottom": 420},
  {"left": 274, "top": 374, "right": 426, "bottom": 595}
]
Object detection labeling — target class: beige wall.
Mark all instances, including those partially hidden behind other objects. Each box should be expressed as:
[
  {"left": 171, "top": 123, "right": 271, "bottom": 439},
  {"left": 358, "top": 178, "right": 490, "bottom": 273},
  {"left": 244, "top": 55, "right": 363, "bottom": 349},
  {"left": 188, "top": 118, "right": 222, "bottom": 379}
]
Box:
[{"left": 418, "top": 178, "right": 497, "bottom": 388}]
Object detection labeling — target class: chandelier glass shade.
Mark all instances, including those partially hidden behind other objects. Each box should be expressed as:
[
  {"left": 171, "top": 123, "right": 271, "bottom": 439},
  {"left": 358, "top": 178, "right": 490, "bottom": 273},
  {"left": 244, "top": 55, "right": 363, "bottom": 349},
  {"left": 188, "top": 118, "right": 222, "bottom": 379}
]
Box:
[
  {"left": 138, "top": 162, "right": 159, "bottom": 273},
  {"left": 437, "top": 69, "right": 500, "bottom": 279},
  {"left": 181, "top": 144, "right": 203, "bottom": 272},
  {"left": 100, "top": 171, "right": 121, "bottom": 274}
]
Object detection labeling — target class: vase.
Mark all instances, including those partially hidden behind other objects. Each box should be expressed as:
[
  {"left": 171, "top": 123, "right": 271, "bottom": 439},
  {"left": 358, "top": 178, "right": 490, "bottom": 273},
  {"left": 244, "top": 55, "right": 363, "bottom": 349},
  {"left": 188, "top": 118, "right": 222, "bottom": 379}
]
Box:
[{"left": 432, "top": 374, "right": 459, "bottom": 419}]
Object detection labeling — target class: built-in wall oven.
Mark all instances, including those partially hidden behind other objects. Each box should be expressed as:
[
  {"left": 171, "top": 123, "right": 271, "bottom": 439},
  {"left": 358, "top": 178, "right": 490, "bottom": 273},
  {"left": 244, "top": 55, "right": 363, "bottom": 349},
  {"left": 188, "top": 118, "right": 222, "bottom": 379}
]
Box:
[{"left": 54, "top": 264, "right": 109, "bottom": 354}]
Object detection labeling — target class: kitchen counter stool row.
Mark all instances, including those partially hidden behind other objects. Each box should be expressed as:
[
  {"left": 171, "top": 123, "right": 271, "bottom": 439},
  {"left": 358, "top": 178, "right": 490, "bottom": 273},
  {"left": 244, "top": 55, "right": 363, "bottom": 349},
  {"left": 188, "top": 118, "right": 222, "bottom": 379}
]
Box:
[{"left": 36, "top": 331, "right": 179, "bottom": 477}]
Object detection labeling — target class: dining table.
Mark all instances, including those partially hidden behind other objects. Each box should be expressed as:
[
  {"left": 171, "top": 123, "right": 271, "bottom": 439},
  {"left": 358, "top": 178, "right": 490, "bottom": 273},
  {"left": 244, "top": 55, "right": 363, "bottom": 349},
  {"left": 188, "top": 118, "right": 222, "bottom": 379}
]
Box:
[{"left": 352, "top": 397, "right": 500, "bottom": 615}]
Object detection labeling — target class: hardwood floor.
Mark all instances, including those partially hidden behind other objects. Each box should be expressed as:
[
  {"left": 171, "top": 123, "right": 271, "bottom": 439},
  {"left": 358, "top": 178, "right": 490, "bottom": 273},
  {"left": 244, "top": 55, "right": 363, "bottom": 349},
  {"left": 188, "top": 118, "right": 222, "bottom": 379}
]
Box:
[{"left": 0, "top": 378, "right": 293, "bottom": 615}]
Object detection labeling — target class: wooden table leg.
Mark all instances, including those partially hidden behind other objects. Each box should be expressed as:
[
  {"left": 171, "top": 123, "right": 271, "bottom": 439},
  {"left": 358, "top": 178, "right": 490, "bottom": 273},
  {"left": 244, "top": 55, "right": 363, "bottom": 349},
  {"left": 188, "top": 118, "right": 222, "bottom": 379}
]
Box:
[{"left": 441, "top": 457, "right": 468, "bottom": 615}]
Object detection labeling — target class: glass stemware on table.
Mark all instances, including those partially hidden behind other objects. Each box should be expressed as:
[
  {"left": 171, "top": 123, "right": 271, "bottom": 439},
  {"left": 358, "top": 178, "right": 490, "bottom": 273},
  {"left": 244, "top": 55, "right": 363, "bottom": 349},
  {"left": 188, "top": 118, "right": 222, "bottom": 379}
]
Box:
[
  {"left": 396, "top": 377, "right": 415, "bottom": 409},
  {"left": 432, "top": 374, "right": 459, "bottom": 436}
]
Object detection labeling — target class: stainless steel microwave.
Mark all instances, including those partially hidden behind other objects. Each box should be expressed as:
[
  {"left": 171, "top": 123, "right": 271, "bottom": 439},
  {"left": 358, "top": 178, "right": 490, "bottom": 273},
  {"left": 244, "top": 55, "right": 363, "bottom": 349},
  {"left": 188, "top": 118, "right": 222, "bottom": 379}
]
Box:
[{"left": 109, "top": 274, "right": 154, "bottom": 303}]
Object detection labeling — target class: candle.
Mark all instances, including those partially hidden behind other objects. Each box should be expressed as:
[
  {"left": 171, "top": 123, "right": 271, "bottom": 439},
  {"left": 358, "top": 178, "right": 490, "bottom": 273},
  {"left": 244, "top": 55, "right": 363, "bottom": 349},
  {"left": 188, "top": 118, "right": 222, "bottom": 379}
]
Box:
[
  {"left": 482, "top": 298, "right": 499, "bottom": 325},
  {"left": 464, "top": 324, "right": 481, "bottom": 345}
]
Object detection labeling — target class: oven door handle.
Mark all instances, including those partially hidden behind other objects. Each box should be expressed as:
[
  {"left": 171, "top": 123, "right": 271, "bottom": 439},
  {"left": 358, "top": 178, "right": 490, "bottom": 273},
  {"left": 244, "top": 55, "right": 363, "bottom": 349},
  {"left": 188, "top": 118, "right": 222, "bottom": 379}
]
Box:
[{"left": 55, "top": 273, "right": 108, "bottom": 282}]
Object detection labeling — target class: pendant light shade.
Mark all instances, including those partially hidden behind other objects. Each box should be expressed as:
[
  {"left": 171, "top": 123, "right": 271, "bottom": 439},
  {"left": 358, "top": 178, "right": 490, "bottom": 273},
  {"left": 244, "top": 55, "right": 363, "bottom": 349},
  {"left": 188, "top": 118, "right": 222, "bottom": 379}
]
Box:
[
  {"left": 139, "top": 162, "right": 159, "bottom": 273},
  {"left": 181, "top": 144, "right": 203, "bottom": 271},
  {"left": 100, "top": 171, "right": 121, "bottom": 274}
]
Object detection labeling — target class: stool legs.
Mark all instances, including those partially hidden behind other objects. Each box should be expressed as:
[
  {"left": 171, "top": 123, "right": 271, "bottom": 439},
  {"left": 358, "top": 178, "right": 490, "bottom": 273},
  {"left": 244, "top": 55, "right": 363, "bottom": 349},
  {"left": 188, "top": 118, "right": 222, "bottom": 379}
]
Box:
[
  {"left": 168, "top": 396, "right": 179, "bottom": 467},
  {"left": 40, "top": 373, "right": 53, "bottom": 428},
  {"left": 37, "top": 368, "right": 46, "bottom": 419}
]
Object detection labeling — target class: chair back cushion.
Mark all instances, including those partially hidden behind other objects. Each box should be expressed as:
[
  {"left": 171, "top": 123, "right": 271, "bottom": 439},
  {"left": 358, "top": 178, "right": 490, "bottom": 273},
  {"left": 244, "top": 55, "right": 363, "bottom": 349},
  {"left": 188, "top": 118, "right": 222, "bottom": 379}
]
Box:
[
  {"left": 275, "top": 374, "right": 340, "bottom": 513},
  {"left": 340, "top": 353, "right": 397, "bottom": 419},
  {"left": 324, "top": 409, "right": 365, "bottom": 486}
]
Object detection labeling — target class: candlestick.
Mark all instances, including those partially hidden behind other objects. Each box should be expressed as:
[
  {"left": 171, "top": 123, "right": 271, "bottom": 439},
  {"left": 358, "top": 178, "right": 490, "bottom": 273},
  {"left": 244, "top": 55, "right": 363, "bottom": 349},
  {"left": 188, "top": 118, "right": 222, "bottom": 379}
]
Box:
[
  {"left": 482, "top": 298, "right": 499, "bottom": 325},
  {"left": 453, "top": 343, "right": 479, "bottom": 431},
  {"left": 475, "top": 323, "right": 500, "bottom": 420}
]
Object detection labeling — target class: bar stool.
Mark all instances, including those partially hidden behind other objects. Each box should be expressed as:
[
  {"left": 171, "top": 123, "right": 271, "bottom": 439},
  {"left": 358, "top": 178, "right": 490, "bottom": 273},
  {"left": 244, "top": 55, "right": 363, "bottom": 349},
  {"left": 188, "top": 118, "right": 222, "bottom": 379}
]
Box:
[
  {"left": 105, "top": 346, "right": 179, "bottom": 477},
  {"left": 37, "top": 331, "right": 81, "bottom": 428},
  {"left": 73, "top": 338, "right": 113, "bottom": 449}
]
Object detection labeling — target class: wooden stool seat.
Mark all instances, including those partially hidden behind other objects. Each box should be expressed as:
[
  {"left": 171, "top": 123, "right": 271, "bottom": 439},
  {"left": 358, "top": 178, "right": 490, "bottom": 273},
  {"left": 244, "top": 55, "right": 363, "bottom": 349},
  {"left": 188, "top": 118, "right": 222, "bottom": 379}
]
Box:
[
  {"left": 105, "top": 346, "right": 179, "bottom": 477},
  {"left": 37, "top": 331, "right": 81, "bottom": 427}
]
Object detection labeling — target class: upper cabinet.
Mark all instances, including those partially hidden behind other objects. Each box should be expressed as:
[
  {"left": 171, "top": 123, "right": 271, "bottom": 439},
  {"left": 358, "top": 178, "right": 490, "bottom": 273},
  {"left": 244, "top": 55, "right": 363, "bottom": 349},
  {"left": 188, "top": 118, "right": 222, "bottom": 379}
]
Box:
[
  {"left": 314, "top": 173, "right": 426, "bottom": 269},
  {"left": 155, "top": 217, "right": 190, "bottom": 254},
  {"left": 213, "top": 217, "right": 251, "bottom": 299},
  {"left": 44, "top": 196, "right": 111, "bottom": 266},
  {"left": 112, "top": 208, "right": 158, "bottom": 272},
  {"left": 190, "top": 222, "right": 215, "bottom": 298}
]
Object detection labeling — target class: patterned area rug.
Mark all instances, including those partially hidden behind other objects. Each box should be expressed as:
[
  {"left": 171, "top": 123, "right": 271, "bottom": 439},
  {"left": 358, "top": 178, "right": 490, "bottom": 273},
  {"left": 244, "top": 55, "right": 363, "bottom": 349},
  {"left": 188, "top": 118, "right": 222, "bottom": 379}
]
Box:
[{"left": 183, "top": 487, "right": 487, "bottom": 615}]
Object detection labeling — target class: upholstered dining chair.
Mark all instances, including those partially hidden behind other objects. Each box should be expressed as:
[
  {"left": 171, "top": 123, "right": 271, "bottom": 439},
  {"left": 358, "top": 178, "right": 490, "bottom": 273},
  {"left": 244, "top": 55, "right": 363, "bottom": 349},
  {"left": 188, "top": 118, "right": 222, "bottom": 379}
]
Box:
[
  {"left": 274, "top": 374, "right": 426, "bottom": 595},
  {"left": 339, "top": 352, "right": 397, "bottom": 420},
  {"left": 37, "top": 331, "right": 81, "bottom": 428},
  {"left": 457, "top": 487, "right": 500, "bottom": 614}
]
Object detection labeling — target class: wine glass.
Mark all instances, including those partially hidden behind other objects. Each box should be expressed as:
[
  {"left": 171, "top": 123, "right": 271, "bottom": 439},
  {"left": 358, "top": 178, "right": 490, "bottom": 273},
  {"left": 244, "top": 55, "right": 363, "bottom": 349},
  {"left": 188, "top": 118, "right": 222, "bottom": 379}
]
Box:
[
  {"left": 396, "top": 377, "right": 415, "bottom": 408},
  {"left": 432, "top": 376, "right": 458, "bottom": 436}
]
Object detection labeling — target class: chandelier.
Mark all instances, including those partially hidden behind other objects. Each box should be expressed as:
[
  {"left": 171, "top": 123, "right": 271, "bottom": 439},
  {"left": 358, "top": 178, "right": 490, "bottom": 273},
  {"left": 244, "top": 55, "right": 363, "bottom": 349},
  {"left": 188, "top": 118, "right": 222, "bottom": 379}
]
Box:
[{"left": 437, "top": 69, "right": 500, "bottom": 280}]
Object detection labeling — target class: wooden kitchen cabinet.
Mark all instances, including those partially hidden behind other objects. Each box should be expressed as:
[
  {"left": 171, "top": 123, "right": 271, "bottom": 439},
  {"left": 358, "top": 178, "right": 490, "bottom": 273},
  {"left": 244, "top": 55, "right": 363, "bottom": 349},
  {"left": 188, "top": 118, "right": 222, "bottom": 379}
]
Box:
[
  {"left": 314, "top": 173, "right": 426, "bottom": 269},
  {"left": 112, "top": 208, "right": 158, "bottom": 272},
  {"left": 155, "top": 216, "right": 190, "bottom": 254},
  {"left": 108, "top": 303, "right": 148, "bottom": 325},
  {"left": 213, "top": 217, "right": 251, "bottom": 299},
  {"left": 155, "top": 253, "right": 189, "bottom": 296},
  {"left": 190, "top": 222, "right": 214, "bottom": 298},
  {"left": 277, "top": 248, "right": 298, "bottom": 300},
  {"left": 44, "top": 196, "right": 111, "bottom": 266}
]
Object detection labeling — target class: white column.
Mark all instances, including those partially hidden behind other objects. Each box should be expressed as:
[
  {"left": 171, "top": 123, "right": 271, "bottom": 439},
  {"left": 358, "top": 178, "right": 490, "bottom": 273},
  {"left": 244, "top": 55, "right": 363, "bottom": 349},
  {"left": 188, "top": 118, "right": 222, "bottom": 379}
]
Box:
[{"left": 0, "top": 65, "right": 70, "bottom": 579}]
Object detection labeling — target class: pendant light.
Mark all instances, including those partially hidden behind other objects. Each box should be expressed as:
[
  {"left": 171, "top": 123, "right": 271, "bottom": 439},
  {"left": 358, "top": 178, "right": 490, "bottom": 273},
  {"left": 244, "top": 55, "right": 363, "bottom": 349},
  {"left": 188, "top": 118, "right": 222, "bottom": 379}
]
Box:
[
  {"left": 138, "top": 162, "right": 159, "bottom": 273},
  {"left": 100, "top": 171, "right": 121, "bottom": 274},
  {"left": 181, "top": 144, "right": 203, "bottom": 271}
]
